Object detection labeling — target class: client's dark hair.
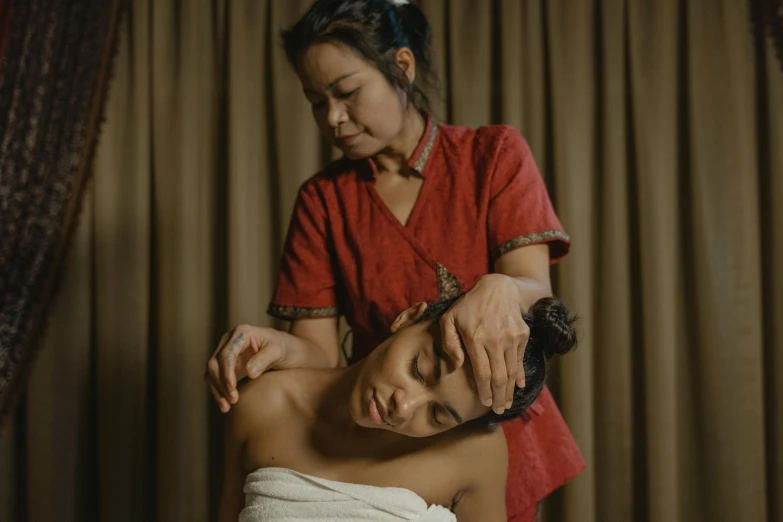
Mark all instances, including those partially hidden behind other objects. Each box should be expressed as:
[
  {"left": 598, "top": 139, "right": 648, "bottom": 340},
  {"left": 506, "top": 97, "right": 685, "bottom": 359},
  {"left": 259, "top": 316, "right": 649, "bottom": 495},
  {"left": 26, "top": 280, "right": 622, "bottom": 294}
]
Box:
[
  {"left": 416, "top": 295, "right": 577, "bottom": 427},
  {"left": 281, "top": 0, "right": 439, "bottom": 111}
]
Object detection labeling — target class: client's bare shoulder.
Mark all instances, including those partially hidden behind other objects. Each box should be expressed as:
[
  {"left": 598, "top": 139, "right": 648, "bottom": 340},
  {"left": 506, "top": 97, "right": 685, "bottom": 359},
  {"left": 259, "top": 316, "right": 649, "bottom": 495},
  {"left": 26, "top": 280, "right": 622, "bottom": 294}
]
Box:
[
  {"left": 441, "top": 424, "right": 508, "bottom": 492},
  {"left": 461, "top": 424, "right": 507, "bottom": 464},
  {"left": 224, "top": 371, "right": 302, "bottom": 459},
  {"left": 441, "top": 425, "right": 508, "bottom": 519},
  {"left": 229, "top": 370, "right": 301, "bottom": 428}
]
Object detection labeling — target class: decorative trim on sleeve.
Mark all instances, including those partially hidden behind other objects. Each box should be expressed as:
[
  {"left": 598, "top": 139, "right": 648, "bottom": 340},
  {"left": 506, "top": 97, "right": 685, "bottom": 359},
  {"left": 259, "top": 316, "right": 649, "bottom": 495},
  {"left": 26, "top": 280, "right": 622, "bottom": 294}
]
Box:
[
  {"left": 267, "top": 304, "right": 339, "bottom": 320},
  {"left": 491, "top": 229, "right": 571, "bottom": 261},
  {"left": 412, "top": 124, "right": 438, "bottom": 173},
  {"left": 436, "top": 264, "right": 461, "bottom": 300}
]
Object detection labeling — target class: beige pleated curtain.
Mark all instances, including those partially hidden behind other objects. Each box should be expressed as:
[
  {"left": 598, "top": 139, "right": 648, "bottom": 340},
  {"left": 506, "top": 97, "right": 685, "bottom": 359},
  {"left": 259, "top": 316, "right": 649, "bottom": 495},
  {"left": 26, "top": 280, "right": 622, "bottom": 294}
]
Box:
[{"left": 1, "top": 1, "right": 781, "bottom": 521}]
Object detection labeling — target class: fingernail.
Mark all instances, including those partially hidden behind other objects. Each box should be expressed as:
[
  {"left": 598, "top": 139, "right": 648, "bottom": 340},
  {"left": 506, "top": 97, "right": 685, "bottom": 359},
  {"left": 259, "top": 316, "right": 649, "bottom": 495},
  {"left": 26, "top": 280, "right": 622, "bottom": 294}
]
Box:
[
  {"left": 494, "top": 407, "right": 505, "bottom": 415},
  {"left": 247, "top": 368, "right": 257, "bottom": 378},
  {"left": 506, "top": 401, "right": 513, "bottom": 409},
  {"left": 482, "top": 398, "right": 492, "bottom": 407}
]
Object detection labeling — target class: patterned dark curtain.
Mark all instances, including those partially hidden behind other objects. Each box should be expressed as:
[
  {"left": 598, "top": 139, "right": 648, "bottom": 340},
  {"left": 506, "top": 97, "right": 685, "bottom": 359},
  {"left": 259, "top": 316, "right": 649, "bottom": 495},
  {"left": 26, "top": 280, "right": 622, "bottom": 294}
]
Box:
[{"left": 0, "top": 0, "right": 124, "bottom": 425}]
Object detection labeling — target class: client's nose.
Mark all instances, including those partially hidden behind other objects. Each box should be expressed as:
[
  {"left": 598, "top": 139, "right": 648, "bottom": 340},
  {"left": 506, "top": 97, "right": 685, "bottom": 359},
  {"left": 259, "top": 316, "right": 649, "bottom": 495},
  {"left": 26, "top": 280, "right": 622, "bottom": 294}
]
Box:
[{"left": 391, "top": 387, "right": 427, "bottom": 424}]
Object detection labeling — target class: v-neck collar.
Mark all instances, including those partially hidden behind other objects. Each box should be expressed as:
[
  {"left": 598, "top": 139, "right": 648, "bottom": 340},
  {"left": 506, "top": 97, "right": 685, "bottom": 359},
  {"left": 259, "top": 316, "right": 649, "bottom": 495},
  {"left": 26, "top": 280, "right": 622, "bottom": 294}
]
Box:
[
  {"left": 362, "top": 113, "right": 439, "bottom": 179},
  {"left": 407, "top": 113, "right": 438, "bottom": 177},
  {"left": 364, "top": 113, "right": 439, "bottom": 228}
]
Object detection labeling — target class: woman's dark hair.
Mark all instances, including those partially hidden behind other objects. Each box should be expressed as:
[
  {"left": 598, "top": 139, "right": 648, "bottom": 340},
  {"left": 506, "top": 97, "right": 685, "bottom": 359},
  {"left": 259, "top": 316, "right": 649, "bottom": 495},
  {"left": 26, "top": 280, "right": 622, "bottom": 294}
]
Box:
[
  {"left": 282, "top": 0, "right": 438, "bottom": 111},
  {"left": 416, "top": 295, "right": 578, "bottom": 427}
]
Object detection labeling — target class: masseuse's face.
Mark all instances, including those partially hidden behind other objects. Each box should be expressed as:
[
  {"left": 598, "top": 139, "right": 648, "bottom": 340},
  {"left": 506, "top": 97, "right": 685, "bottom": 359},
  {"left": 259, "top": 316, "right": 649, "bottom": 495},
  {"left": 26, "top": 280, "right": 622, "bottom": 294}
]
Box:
[
  {"left": 296, "top": 41, "right": 413, "bottom": 160},
  {"left": 349, "top": 304, "right": 490, "bottom": 438}
]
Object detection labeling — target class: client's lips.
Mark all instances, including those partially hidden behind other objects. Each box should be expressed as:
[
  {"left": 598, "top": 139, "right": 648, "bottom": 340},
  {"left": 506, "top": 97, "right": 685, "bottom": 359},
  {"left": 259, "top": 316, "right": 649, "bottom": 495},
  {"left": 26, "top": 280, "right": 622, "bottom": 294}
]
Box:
[
  {"left": 369, "top": 392, "right": 393, "bottom": 427},
  {"left": 375, "top": 393, "right": 394, "bottom": 426}
]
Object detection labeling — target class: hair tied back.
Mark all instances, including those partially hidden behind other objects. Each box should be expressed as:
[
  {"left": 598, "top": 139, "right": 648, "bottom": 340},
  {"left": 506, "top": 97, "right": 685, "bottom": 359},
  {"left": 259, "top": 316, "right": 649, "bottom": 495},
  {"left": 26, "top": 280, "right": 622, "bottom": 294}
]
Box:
[{"left": 526, "top": 297, "right": 578, "bottom": 359}]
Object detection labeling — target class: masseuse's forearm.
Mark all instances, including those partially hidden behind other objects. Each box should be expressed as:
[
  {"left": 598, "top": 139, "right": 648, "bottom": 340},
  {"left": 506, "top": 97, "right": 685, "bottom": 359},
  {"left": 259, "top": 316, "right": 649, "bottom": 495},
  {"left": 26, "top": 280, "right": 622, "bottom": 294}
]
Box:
[
  {"left": 507, "top": 275, "right": 553, "bottom": 311},
  {"left": 283, "top": 333, "right": 338, "bottom": 368},
  {"left": 493, "top": 243, "right": 554, "bottom": 312},
  {"left": 287, "top": 318, "right": 342, "bottom": 368}
]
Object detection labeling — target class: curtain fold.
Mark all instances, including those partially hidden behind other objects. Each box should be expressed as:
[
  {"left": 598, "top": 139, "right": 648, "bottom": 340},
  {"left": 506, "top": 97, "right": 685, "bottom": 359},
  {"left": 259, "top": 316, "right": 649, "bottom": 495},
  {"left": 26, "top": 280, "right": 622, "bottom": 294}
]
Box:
[{"left": 2, "top": 1, "right": 781, "bottom": 521}]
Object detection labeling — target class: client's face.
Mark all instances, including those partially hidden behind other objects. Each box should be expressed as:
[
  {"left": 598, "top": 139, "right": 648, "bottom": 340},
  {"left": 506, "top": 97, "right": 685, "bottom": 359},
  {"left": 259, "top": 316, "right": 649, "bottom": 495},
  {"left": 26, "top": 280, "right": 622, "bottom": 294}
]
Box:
[{"left": 348, "top": 304, "right": 491, "bottom": 438}]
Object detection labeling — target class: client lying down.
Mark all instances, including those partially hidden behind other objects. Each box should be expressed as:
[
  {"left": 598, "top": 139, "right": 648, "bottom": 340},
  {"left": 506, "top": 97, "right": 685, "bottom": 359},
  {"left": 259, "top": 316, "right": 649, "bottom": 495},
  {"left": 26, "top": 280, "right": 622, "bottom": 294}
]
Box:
[{"left": 218, "top": 295, "right": 577, "bottom": 522}]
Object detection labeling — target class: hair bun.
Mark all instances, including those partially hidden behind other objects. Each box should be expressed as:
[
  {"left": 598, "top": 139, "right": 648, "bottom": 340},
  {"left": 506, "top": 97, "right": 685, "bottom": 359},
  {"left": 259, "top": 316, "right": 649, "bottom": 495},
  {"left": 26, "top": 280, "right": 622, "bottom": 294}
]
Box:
[{"left": 526, "top": 297, "right": 577, "bottom": 358}]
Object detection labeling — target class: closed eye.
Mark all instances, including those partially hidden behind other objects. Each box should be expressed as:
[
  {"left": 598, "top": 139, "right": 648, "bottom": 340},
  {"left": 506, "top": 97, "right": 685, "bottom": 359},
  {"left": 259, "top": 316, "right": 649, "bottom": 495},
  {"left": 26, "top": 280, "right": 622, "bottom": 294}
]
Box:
[
  {"left": 431, "top": 404, "right": 442, "bottom": 426},
  {"left": 337, "top": 88, "right": 358, "bottom": 100},
  {"left": 411, "top": 353, "right": 425, "bottom": 383}
]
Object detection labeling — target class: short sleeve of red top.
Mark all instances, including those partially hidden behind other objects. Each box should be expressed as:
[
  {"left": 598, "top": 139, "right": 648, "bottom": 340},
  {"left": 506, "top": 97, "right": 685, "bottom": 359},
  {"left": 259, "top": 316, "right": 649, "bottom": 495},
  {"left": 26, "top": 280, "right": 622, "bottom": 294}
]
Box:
[
  {"left": 268, "top": 181, "right": 340, "bottom": 319},
  {"left": 487, "top": 127, "right": 569, "bottom": 263}
]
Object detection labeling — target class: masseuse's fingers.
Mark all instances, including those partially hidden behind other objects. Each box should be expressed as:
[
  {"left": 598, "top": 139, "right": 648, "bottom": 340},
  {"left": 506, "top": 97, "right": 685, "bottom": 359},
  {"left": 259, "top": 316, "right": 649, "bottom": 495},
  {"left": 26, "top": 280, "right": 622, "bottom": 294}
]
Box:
[
  {"left": 516, "top": 323, "right": 530, "bottom": 389},
  {"left": 219, "top": 327, "right": 251, "bottom": 403},
  {"left": 460, "top": 331, "right": 493, "bottom": 408},
  {"left": 244, "top": 342, "right": 284, "bottom": 379},
  {"left": 486, "top": 339, "right": 509, "bottom": 415},
  {"left": 206, "top": 376, "right": 231, "bottom": 413},
  {"left": 206, "top": 332, "right": 231, "bottom": 398},
  {"left": 206, "top": 357, "right": 224, "bottom": 399},
  {"left": 504, "top": 343, "right": 518, "bottom": 409},
  {"left": 439, "top": 315, "right": 465, "bottom": 367}
]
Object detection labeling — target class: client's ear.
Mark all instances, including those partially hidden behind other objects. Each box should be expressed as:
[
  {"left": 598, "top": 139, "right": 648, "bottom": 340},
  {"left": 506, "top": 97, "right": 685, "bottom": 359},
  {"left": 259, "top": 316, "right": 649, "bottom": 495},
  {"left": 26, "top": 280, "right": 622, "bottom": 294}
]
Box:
[{"left": 390, "top": 302, "right": 428, "bottom": 333}]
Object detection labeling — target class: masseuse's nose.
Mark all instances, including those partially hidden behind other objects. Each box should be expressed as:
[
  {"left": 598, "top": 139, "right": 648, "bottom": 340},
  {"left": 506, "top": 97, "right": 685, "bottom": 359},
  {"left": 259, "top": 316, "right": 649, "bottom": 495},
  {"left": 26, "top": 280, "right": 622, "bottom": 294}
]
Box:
[
  {"left": 391, "top": 386, "right": 428, "bottom": 424},
  {"left": 327, "top": 99, "right": 347, "bottom": 129}
]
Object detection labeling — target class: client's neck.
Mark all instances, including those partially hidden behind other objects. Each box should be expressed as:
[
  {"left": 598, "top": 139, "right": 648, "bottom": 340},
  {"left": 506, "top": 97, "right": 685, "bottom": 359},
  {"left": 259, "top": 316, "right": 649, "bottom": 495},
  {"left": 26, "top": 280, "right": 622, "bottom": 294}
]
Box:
[{"left": 312, "top": 362, "right": 364, "bottom": 433}]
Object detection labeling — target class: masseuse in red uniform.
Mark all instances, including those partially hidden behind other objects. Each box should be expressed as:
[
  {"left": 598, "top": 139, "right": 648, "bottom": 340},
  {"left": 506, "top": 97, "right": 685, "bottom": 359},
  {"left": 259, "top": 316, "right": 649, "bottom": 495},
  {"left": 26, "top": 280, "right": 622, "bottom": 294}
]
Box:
[{"left": 205, "top": 0, "right": 584, "bottom": 519}]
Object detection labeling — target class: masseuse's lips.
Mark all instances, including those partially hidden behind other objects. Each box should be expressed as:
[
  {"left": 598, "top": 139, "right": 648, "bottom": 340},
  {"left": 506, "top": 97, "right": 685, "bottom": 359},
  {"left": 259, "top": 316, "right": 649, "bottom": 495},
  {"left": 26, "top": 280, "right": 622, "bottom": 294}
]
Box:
[{"left": 335, "top": 133, "right": 361, "bottom": 147}]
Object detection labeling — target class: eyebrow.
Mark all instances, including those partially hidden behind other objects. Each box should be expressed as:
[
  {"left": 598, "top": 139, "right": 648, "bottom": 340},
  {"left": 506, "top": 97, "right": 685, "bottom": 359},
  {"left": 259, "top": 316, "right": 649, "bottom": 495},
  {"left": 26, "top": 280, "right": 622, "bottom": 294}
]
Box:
[
  {"left": 445, "top": 403, "right": 463, "bottom": 425},
  {"left": 303, "top": 71, "right": 359, "bottom": 94},
  {"left": 432, "top": 344, "right": 463, "bottom": 424}
]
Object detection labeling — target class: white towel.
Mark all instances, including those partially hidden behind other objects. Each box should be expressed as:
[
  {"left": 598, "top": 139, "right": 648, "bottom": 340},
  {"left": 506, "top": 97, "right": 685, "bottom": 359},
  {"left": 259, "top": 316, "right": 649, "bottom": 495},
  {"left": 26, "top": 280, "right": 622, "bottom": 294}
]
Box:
[{"left": 239, "top": 467, "right": 457, "bottom": 522}]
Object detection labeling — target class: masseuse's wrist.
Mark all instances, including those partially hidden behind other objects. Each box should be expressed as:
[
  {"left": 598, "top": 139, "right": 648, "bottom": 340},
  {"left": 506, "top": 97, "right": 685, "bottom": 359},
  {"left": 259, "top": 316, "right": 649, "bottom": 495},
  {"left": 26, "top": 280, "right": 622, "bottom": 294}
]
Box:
[
  {"left": 510, "top": 276, "right": 552, "bottom": 312},
  {"left": 277, "top": 330, "right": 334, "bottom": 369},
  {"left": 481, "top": 272, "right": 551, "bottom": 313}
]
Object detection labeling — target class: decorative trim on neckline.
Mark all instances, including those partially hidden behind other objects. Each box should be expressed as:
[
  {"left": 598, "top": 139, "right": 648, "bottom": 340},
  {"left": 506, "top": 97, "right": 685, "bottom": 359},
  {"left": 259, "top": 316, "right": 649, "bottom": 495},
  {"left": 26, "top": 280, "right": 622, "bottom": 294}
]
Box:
[
  {"left": 436, "top": 264, "right": 461, "bottom": 300},
  {"left": 412, "top": 123, "right": 438, "bottom": 174}
]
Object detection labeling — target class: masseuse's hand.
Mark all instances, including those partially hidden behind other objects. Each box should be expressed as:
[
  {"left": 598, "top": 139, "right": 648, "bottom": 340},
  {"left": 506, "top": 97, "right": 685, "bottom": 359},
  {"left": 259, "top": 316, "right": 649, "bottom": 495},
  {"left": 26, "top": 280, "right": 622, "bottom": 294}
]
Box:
[
  {"left": 205, "top": 325, "right": 290, "bottom": 413},
  {"left": 440, "top": 274, "right": 529, "bottom": 415}
]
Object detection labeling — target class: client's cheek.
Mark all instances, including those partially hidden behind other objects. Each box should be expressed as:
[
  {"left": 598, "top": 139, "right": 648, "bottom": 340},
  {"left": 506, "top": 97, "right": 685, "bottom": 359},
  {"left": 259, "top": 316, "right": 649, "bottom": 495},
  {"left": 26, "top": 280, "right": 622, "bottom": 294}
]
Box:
[
  {"left": 374, "top": 356, "right": 405, "bottom": 385},
  {"left": 370, "top": 343, "right": 400, "bottom": 374},
  {"left": 400, "top": 417, "right": 433, "bottom": 438}
]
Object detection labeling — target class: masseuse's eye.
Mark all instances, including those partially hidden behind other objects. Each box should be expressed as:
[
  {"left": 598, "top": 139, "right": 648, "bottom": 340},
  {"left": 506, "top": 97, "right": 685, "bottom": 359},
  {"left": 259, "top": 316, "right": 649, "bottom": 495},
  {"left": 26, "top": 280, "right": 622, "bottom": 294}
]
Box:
[
  {"left": 411, "top": 353, "right": 425, "bottom": 383},
  {"left": 337, "top": 88, "right": 358, "bottom": 100}
]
